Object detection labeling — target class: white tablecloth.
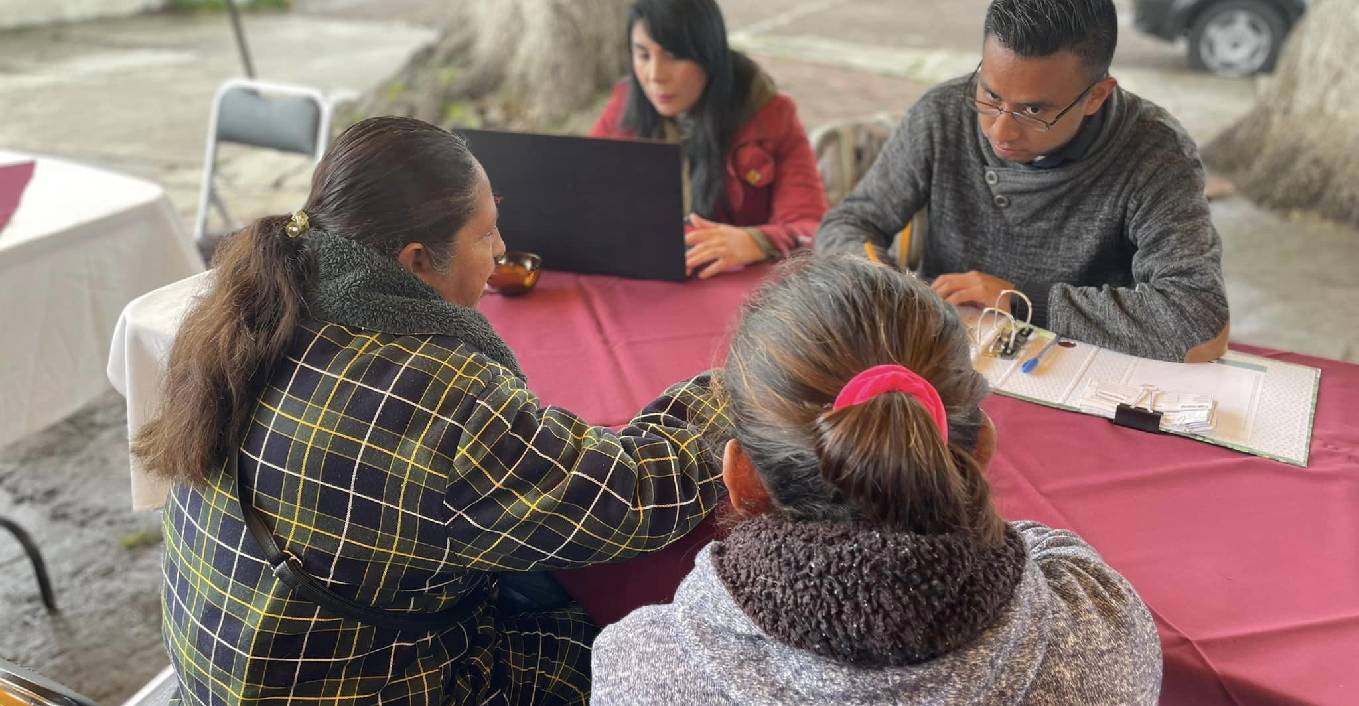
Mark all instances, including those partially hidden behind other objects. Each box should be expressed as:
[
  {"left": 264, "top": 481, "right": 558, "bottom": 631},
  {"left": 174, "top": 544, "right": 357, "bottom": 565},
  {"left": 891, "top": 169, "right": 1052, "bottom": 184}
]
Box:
[
  {"left": 107, "top": 271, "right": 212, "bottom": 511},
  {"left": 0, "top": 150, "right": 204, "bottom": 451}
]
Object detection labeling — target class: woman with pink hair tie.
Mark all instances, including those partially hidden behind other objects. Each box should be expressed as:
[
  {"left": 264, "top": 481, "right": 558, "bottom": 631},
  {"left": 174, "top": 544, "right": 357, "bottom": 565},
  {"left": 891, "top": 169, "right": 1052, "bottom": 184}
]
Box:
[{"left": 590, "top": 254, "right": 1163, "bottom": 706}]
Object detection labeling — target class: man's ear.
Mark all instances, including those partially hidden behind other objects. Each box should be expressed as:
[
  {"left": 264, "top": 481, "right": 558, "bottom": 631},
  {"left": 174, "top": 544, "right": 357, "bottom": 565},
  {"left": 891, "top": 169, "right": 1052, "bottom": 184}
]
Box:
[
  {"left": 1084, "top": 76, "right": 1118, "bottom": 117},
  {"left": 723, "top": 439, "right": 773, "bottom": 516}
]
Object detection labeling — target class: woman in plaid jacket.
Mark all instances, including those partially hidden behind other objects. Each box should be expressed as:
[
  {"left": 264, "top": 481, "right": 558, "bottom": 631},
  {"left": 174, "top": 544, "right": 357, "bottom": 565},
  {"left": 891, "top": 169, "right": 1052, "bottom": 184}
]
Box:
[{"left": 134, "top": 116, "right": 729, "bottom": 706}]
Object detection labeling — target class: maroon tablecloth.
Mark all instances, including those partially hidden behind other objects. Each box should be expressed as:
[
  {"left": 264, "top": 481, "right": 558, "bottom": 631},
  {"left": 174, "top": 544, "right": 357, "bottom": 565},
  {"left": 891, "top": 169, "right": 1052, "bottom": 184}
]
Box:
[
  {"left": 0, "top": 160, "right": 36, "bottom": 234},
  {"left": 478, "top": 269, "right": 1358, "bottom": 706}
]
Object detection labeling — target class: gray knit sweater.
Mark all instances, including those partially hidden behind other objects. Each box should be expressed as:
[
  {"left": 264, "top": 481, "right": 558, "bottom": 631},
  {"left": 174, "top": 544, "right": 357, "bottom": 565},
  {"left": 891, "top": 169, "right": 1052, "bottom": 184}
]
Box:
[
  {"left": 815, "top": 77, "right": 1228, "bottom": 362},
  {"left": 591, "top": 521, "right": 1162, "bottom": 706}
]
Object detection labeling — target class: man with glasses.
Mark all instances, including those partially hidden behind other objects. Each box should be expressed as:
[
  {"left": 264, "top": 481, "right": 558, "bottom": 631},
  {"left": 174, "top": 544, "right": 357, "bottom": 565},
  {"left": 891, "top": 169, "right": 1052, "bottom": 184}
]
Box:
[{"left": 816, "top": 0, "right": 1229, "bottom": 363}]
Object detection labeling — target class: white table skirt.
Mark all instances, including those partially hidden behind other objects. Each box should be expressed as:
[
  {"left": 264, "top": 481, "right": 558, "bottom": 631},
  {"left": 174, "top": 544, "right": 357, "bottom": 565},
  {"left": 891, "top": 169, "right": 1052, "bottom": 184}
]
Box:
[
  {"left": 0, "top": 150, "right": 204, "bottom": 451},
  {"left": 107, "top": 271, "right": 213, "bottom": 511}
]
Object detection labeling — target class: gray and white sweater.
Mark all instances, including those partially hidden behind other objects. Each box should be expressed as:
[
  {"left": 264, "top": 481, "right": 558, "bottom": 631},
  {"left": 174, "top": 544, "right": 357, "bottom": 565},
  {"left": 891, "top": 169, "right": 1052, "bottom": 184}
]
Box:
[
  {"left": 815, "top": 77, "right": 1229, "bottom": 362},
  {"left": 591, "top": 520, "right": 1162, "bottom": 706}
]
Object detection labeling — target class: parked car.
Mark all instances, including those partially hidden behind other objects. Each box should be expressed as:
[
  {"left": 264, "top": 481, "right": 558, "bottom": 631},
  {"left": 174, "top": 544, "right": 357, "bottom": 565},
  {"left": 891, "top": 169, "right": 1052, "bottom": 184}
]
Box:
[{"left": 1133, "top": 0, "right": 1309, "bottom": 77}]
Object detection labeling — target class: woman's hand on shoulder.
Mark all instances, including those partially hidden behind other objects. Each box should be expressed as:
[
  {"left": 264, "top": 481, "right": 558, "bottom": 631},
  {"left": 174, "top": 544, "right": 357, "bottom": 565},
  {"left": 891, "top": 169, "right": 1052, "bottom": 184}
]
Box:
[{"left": 684, "top": 214, "right": 767, "bottom": 279}]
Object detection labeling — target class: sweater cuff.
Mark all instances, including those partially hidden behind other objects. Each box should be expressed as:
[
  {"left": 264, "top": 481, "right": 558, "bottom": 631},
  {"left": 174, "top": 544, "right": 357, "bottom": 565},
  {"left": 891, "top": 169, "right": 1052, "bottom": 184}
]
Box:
[
  {"left": 1040, "top": 284, "right": 1064, "bottom": 334},
  {"left": 744, "top": 227, "right": 780, "bottom": 261}
]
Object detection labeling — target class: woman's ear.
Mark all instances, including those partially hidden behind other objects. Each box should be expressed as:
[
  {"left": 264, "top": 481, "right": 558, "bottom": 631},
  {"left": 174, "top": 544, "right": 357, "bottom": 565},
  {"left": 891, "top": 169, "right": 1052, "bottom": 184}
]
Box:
[
  {"left": 396, "top": 241, "right": 453, "bottom": 298},
  {"left": 397, "top": 241, "right": 431, "bottom": 275},
  {"left": 973, "top": 411, "right": 998, "bottom": 469},
  {"left": 723, "top": 439, "right": 773, "bottom": 516}
]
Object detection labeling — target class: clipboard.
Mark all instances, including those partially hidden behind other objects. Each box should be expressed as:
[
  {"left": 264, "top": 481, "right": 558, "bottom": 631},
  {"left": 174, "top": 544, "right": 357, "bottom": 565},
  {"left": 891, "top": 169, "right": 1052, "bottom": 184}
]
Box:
[{"left": 964, "top": 311, "right": 1321, "bottom": 467}]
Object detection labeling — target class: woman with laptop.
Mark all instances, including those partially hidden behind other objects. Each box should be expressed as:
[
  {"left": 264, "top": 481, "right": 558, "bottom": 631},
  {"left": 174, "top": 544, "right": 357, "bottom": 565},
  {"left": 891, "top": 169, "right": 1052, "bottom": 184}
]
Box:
[
  {"left": 591, "top": 0, "right": 829, "bottom": 279},
  {"left": 136, "top": 116, "right": 728, "bottom": 706}
]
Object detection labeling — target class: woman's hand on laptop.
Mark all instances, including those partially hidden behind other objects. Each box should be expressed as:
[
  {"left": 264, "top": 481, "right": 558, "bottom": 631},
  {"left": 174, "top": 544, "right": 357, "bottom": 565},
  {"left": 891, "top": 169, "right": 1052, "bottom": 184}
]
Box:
[{"left": 685, "top": 214, "right": 766, "bottom": 279}]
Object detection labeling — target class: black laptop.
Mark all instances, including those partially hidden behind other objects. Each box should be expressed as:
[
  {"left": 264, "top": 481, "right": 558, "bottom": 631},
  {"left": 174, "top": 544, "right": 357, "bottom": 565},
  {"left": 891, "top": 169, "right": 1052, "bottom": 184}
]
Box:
[{"left": 459, "top": 128, "right": 686, "bottom": 282}]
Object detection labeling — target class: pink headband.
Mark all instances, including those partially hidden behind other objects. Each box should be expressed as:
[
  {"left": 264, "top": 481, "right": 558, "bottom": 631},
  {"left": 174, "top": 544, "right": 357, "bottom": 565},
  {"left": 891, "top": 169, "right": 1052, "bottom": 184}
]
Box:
[{"left": 831, "top": 364, "right": 950, "bottom": 444}]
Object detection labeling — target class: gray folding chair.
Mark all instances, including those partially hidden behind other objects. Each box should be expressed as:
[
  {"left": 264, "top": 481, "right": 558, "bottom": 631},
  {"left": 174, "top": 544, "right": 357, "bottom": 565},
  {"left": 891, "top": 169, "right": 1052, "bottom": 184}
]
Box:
[{"left": 193, "top": 78, "right": 333, "bottom": 262}]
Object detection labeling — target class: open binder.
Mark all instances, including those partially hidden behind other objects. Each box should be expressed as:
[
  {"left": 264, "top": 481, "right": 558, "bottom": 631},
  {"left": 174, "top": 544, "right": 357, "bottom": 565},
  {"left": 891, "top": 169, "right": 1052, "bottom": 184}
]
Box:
[{"left": 964, "top": 311, "right": 1321, "bottom": 467}]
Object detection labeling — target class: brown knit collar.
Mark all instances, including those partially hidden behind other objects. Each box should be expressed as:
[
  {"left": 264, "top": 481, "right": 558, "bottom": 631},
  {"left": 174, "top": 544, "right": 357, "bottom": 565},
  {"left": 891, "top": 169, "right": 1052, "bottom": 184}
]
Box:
[{"left": 711, "top": 515, "right": 1026, "bottom": 667}]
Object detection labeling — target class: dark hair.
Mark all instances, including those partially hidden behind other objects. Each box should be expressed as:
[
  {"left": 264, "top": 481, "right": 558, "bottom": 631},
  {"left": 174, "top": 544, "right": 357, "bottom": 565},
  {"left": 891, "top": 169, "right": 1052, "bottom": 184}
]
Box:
[
  {"left": 622, "top": 0, "right": 757, "bottom": 220},
  {"left": 133, "top": 116, "right": 484, "bottom": 484},
  {"left": 720, "top": 255, "right": 1006, "bottom": 544},
  {"left": 983, "top": 0, "right": 1118, "bottom": 79}
]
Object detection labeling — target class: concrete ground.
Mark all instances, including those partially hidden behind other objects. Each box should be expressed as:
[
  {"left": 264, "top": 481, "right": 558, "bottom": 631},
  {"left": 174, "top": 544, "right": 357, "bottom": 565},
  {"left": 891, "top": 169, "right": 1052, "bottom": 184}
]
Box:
[{"left": 1, "top": 1, "right": 1356, "bottom": 703}]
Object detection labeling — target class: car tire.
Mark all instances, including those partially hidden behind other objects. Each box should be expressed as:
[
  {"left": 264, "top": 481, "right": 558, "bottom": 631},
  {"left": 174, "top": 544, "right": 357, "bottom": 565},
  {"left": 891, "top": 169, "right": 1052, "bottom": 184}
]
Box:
[{"left": 1187, "top": 0, "right": 1288, "bottom": 77}]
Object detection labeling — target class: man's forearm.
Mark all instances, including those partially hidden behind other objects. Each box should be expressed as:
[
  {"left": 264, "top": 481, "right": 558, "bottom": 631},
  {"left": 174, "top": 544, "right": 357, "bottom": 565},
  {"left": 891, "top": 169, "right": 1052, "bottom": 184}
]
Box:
[{"left": 1047, "top": 282, "right": 1230, "bottom": 362}]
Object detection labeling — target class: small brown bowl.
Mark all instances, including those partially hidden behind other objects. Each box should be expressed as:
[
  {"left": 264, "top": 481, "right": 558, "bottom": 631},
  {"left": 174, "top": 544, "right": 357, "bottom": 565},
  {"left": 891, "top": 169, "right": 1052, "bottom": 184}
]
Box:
[{"left": 486, "top": 251, "right": 542, "bottom": 296}]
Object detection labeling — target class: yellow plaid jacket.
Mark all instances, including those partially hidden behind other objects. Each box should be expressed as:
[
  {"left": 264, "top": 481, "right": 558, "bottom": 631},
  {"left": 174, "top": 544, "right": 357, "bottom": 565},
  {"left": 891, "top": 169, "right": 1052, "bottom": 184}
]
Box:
[{"left": 161, "top": 321, "right": 729, "bottom": 706}]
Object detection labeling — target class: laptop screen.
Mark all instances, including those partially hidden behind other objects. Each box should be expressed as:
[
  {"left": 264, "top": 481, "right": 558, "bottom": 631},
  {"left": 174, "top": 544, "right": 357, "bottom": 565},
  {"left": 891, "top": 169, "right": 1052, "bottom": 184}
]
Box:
[{"left": 460, "top": 129, "right": 686, "bottom": 282}]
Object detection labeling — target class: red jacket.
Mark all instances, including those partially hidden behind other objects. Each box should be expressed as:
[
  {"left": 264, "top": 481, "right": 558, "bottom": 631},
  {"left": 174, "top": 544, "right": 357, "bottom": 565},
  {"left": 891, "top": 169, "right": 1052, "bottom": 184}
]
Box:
[{"left": 590, "top": 82, "right": 828, "bottom": 256}]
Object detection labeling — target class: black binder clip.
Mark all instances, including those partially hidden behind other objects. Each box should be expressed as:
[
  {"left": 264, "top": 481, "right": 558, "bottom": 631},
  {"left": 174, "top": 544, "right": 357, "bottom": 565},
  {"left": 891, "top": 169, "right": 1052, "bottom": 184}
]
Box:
[{"left": 1113, "top": 403, "right": 1163, "bottom": 434}]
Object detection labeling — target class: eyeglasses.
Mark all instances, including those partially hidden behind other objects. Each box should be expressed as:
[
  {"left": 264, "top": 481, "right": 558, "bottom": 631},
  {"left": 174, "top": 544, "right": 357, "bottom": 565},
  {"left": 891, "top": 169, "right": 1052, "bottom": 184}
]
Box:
[
  {"left": 962, "top": 63, "right": 1104, "bottom": 133},
  {"left": 485, "top": 251, "right": 542, "bottom": 297}
]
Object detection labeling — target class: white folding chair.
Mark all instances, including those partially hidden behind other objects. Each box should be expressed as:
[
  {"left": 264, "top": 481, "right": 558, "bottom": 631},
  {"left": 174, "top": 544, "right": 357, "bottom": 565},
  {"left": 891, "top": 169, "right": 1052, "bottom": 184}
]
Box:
[
  {"left": 809, "top": 115, "right": 927, "bottom": 271},
  {"left": 193, "top": 79, "right": 333, "bottom": 261}
]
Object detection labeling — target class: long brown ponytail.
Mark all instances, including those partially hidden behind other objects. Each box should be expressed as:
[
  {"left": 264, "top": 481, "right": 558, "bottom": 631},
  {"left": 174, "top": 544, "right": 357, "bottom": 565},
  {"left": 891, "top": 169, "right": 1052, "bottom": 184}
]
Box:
[
  {"left": 132, "top": 216, "right": 308, "bottom": 485},
  {"left": 133, "top": 116, "right": 484, "bottom": 485},
  {"left": 721, "top": 254, "right": 1006, "bottom": 544}
]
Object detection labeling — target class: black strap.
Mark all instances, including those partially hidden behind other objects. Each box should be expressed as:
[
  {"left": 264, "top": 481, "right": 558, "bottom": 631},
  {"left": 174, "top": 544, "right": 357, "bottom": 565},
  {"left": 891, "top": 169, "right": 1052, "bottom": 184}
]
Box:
[
  {"left": 1113, "top": 403, "right": 1163, "bottom": 435},
  {"left": 231, "top": 448, "right": 487, "bottom": 632}
]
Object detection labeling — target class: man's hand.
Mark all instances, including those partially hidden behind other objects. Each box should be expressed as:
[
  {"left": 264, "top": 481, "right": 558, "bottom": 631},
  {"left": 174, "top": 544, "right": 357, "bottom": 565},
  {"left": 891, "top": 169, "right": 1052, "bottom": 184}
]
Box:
[
  {"left": 930, "top": 271, "right": 1017, "bottom": 311},
  {"left": 685, "top": 214, "right": 767, "bottom": 279}
]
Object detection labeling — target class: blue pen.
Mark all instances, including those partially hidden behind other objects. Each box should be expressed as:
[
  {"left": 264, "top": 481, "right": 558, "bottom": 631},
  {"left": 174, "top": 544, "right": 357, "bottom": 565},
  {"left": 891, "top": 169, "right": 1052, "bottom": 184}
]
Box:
[{"left": 1021, "top": 335, "right": 1062, "bottom": 374}]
